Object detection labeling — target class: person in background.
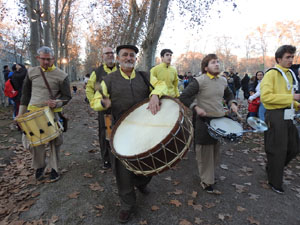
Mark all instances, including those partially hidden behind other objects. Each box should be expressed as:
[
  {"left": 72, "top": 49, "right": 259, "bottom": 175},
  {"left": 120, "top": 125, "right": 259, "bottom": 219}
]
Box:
[
  {"left": 86, "top": 47, "right": 118, "bottom": 169},
  {"left": 11, "top": 64, "right": 27, "bottom": 118},
  {"left": 248, "top": 71, "right": 265, "bottom": 121},
  {"left": 241, "top": 73, "right": 250, "bottom": 100},
  {"left": 150, "top": 49, "right": 179, "bottom": 98},
  {"left": 261, "top": 45, "right": 300, "bottom": 194},
  {"left": 247, "top": 87, "right": 260, "bottom": 118}
]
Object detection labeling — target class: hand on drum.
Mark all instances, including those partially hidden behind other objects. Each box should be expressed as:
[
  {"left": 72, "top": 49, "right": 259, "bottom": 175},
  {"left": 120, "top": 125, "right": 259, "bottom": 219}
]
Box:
[
  {"left": 46, "top": 99, "right": 57, "bottom": 109},
  {"left": 194, "top": 106, "right": 206, "bottom": 117},
  {"left": 148, "top": 94, "right": 160, "bottom": 115}
]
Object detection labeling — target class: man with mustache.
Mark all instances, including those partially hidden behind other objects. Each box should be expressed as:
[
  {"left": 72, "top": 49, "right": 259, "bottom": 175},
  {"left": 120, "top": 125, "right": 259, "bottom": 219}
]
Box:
[
  {"left": 180, "top": 54, "right": 237, "bottom": 194},
  {"left": 86, "top": 47, "right": 118, "bottom": 169},
  {"left": 89, "top": 45, "right": 166, "bottom": 223},
  {"left": 261, "top": 45, "right": 300, "bottom": 194}
]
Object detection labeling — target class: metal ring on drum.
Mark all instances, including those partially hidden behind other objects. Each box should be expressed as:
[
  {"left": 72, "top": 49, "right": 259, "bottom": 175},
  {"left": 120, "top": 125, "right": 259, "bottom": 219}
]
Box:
[{"left": 207, "top": 117, "right": 243, "bottom": 142}]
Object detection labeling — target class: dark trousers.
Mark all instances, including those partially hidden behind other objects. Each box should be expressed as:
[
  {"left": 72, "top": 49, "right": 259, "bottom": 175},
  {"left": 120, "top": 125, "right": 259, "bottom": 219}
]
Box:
[
  {"left": 115, "top": 158, "right": 152, "bottom": 210},
  {"left": 264, "top": 109, "right": 300, "bottom": 188},
  {"left": 98, "top": 111, "right": 110, "bottom": 163}
]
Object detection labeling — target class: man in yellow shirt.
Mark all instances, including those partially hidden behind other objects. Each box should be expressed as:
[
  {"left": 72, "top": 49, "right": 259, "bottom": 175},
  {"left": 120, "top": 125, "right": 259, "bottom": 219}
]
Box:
[
  {"left": 86, "top": 47, "right": 118, "bottom": 169},
  {"left": 261, "top": 45, "right": 300, "bottom": 194},
  {"left": 150, "top": 49, "right": 179, "bottom": 98}
]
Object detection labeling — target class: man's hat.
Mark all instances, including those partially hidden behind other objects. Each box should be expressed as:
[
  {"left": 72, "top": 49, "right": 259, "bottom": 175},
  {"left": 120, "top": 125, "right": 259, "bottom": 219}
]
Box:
[{"left": 116, "top": 45, "right": 139, "bottom": 54}]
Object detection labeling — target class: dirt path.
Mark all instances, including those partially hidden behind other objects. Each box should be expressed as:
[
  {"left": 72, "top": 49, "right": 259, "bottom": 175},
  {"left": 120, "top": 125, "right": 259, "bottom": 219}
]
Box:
[{"left": 1, "top": 82, "right": 300, "bottom": 225}]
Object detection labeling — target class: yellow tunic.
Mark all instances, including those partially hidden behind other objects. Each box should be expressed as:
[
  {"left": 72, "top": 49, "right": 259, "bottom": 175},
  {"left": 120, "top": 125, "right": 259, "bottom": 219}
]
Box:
[{"left": 260, "top": 64, "right": 299, "bottom": 109}]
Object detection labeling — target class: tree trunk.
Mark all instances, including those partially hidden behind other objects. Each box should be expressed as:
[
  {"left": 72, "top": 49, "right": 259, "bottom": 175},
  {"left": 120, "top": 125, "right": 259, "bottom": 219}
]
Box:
[
  {"left": 138, "top": 0, "right": 170, "bottom": 71},
  {"left": 26, "top": 0, "right": 40, "bottom": 66},
  {"left": 43, "top": 0, "right": 51, "bottom": 47}
]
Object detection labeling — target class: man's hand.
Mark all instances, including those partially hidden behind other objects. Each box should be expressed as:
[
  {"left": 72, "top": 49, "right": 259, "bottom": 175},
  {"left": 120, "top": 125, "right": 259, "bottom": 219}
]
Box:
[
  {"left": 148, "top": 95, "right": 160, "bottom": 115},
  {"left": 294, "top": 93, "right": 300, "bottom": 101},
  {"left": 194, "top": 106, "right": 206, "bottom": 117},
  {"left": 230, "top": 102, "right": 238, "bottom": 113},
  {"left": 101, "top": 98, "right": 111, "bottom": 109},
  {"left": 47, "top": 99, "right": 57, "bottom": 109}
]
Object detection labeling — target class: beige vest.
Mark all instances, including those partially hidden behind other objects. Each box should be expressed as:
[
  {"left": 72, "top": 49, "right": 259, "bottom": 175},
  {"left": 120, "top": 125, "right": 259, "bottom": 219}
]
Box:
[
  {"left": 28, "top": 67, "right": 68, "bottom": 106},
  {"left": 195, "top": 75, "right": 228, "bottom": 117}
]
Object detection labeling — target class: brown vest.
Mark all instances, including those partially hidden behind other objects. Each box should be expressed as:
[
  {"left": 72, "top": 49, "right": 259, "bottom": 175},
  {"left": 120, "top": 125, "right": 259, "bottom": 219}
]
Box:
[{"left": 104, "top": 69, "right": 150, "bottom": 121}]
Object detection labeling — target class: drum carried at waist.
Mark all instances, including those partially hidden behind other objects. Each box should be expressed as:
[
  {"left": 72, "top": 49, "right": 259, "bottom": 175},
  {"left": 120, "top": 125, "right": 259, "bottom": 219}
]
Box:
[
  {"left": 110, "top": 97, "right": 194, "bottom": 176},
  {"left": 16, "top": 106, "right": 62, "bottom": 147},
  {"left": 207, "top": 116, "right": 267, "bottom": 141}
]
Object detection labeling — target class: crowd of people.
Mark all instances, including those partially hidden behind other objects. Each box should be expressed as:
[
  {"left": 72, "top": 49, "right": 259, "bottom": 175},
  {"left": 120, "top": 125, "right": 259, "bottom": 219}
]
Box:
[{"left": 2, "top": 44, "right": 300, "bottom": 223}]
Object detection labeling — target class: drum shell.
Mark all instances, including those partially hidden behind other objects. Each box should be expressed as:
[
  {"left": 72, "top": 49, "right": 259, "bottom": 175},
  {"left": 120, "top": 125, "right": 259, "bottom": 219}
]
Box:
[
  {"left": 16, "top": 106, "right": 62, "bottom": 147},
  {"left": 110, "top": 97, "right": 193, "bottom": 176}
]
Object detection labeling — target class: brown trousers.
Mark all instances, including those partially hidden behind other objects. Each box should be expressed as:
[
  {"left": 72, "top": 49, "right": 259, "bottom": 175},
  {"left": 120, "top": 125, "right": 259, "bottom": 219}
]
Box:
[
  {"left": 264, "top": 109, "right": 300, "bottom": 189},
  {"left": 195, "top": 143, "right": 220, "bottom": 185}
]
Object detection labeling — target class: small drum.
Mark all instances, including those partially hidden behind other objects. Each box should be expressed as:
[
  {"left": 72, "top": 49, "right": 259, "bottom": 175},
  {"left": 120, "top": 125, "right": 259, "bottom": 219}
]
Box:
[
  {"left": 207, "top": 117, "right": 243, "bottom": 141},
  {"left": 17, "top": 106, "right": 62, "bottom": 147},
  {"left": 111, "top": 97, "right": 193, "bottom": 176}
]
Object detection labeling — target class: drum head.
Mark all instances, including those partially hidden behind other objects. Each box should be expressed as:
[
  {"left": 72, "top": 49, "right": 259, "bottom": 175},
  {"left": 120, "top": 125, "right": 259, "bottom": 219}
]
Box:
[
  {"left": 210, "top": 117, "right": 243, "bottom": 135},
  {"left": 113, "top": 98, "right": 180, "bottom": 157}
]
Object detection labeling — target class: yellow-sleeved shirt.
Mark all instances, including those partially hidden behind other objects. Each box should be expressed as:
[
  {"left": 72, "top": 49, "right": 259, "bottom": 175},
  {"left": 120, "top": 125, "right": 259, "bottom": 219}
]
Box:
[
  {"left": 150, "top": 62, "right": 179, "bottom": 97},
  {"left": 89, "top": 68, "right": 167, "bottom": 111},
  {"left": 28, "top": 64, "right": 63, "bottom": 112},
  {"left": 260, "top": 64, "right": 299, "bottom": 109},
  {"left": 85, "top": 64, "right": 117, "bottom": 102}
]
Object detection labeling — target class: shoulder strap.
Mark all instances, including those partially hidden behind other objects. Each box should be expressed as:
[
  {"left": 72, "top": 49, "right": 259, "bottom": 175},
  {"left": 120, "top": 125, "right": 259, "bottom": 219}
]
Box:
[
  {"left": 40, "top": 67, "right": 55, "bottom": 99},
  {"left": 138, "top": 71, "right": 154, "bottom": 90}
]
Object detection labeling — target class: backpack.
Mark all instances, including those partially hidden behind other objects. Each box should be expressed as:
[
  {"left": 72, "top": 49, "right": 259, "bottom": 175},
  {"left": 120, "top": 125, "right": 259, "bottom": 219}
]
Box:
[{"left": 4, "top": 79, "right": 18, "bottom": 98}]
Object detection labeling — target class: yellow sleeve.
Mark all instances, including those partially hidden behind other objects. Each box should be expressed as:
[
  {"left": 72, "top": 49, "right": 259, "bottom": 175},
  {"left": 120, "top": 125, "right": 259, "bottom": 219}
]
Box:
[
  {"left": 85, "top": 71, "right": 97, "bottom": 102},
  {"left": 174, "top": 70, "right": 180, "bottom": 97},
  {"left": 89, "top": 81, "right": 110, "bottom": 111},
  {"left": 260, "top": 72, "right": 294, "bottom": 106},
  {"left": 150, "top": 68, "right": 167, "bottom": 97}
]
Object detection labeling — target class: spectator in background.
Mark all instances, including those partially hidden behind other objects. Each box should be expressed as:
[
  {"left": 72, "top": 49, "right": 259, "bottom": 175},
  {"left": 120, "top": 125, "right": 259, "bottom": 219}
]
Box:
[
  {"left": 241, "top": 73, "right": 250, "bottom": 100},
  {"left": 11, "top": 63, "right": 27, "bottom": 118},
  {"left": 247, "top": 87, "right": 260, "bottom": 118},
  {"left": 3, "top": 65, "right": 10, "bottom": 82},
  {"left": 248, "top": 71, "right": 265, "bottom": 121},
  {"left": 229, "top": 68, "right": 241, "bottom": 99}
]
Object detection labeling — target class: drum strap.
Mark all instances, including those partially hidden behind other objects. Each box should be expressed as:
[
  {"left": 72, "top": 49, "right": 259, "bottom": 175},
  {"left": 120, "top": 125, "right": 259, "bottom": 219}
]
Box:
[
  {"left": 139, "top": 71, "right": 154, "bottom": 90},
  {"left": 40, "top": 67, "right": 55, "bottom": 100}
]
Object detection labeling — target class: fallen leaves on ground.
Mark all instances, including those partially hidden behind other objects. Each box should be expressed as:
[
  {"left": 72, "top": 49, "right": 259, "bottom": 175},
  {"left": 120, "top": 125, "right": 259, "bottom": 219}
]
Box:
[
  {"left": 83, "top": 173, "right": 93, "bottom": 178},
  {"left": 204, "top": 202, "right": 215, "bottom": 209},
  {"left": 151, "top": 205, "right": 159, "bottom": 211},
  {"left": 179, "top": 219, "right": 193, "bottom": 225},
  {"left": 237, "top": 206, "right": 246, "bottom": 212},
  {"left": 169, "top": 199, "right": 182, "bottom": 207},
  {"left": 89, "top": 182, "right": 104, "bottom": 191},
  {"left": 232, "top": 183, "right": 248, "bottom": 193},
  {"left": 194, "top": 217, "right": 204, "bottom": 224},
  {"left": 247, "top": 216, "right": 260, "bottom": 225},
  {"left": 139, "top": 220, "right": 148, "bottom": 225},
  {"left": 191, "top": 191, "right": 197, "bottom": 198},
  {"left": 218, "top": 213, "right": 232, "bottom": 221},
  {"left": 68, "top": 191, "right": 80, "bottom": 199}
]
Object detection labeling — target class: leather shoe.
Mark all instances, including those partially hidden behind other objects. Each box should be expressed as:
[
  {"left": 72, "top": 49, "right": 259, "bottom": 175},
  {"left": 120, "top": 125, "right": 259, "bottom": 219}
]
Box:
[
  {"left": 118, "top": 209, "right": 132, "bottom": 223},
  {"left": 137, "top": 186, "right": 150, "bottom": 195}
]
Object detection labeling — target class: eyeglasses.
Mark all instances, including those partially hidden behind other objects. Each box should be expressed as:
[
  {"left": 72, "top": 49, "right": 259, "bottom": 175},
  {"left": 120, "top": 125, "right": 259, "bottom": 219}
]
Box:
[
  {"left": 104, "top": 52, "right": 114, "bottom": 55},
  {"left": 39, "top": 57, "right": 53, "bottom": 61}
]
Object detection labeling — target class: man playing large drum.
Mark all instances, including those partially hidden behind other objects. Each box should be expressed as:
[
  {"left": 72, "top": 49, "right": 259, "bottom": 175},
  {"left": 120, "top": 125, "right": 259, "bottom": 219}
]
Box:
[
  {"left": 180, "top": 54, "right": 238, "bottom": 194},
  {"left": 89, "top": 44, "right": 167, "bottom": 223},
  {"left": 17, "top": 46, "right": 71, "bottom": 182}
]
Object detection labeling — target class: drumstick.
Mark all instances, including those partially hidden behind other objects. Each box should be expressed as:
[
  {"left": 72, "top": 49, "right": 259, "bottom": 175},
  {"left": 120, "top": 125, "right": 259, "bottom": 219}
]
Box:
[{"left": 31, "top": 100, "right": 69, "bottom": 106}]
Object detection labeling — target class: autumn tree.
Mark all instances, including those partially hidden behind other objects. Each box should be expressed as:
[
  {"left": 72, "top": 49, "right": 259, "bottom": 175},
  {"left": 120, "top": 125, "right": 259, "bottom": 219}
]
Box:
[
  {"left": 85, "top": 0, "right": 237, "bottom": 71},
  {"left": 175, "top": 51, "right": 204, "bottom": 75}
]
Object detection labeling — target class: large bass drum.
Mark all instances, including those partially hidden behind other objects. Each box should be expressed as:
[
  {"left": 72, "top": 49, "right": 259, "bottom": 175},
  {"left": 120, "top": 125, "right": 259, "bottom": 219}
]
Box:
[{"left": 110, "top": 97, "right": 193, "bottom": 176}]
